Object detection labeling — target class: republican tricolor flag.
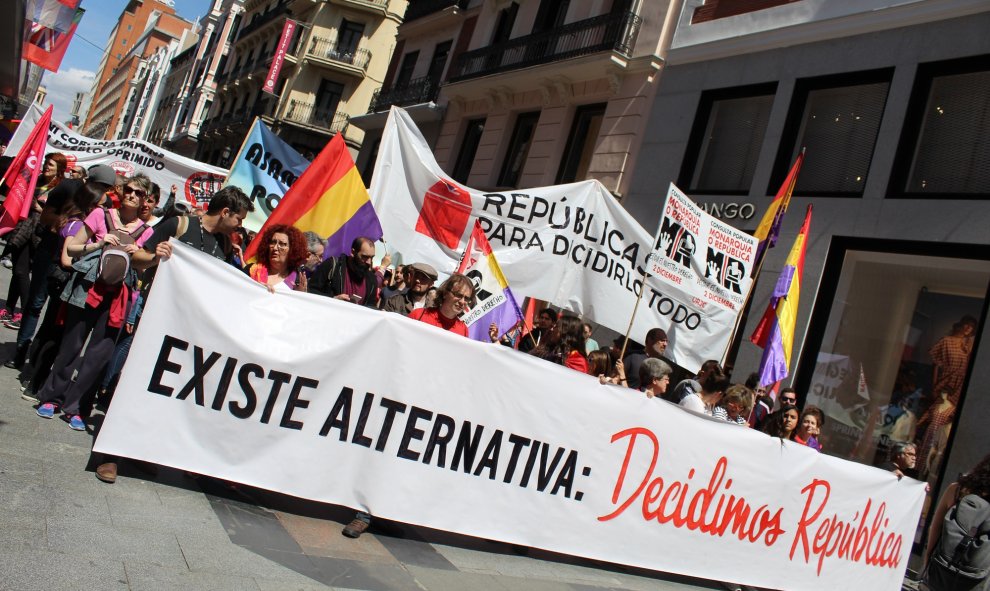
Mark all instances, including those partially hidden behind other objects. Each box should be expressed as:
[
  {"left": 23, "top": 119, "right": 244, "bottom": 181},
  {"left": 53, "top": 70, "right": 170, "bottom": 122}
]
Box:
[
  {"left": 751, "top": 150, "right": 804, "bottom": 275},
  {"left": 750, "top": 204, "right": 813, "bottom": 387},
  {"left": 456, "top": 221, "right": 524, "bottom": 343},
  {"left": 243, "top": 132, "right": 382, "bottom": 263},
  {"left": 0, "top": 105, "right": 53, "bottom": 235}
]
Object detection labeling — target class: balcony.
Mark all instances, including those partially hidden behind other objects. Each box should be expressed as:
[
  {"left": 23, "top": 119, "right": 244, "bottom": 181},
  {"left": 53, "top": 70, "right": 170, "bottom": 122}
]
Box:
[
  {"left": 236, "top": 2, "right": 289, "bottom": 42},
  {"left": 282, "top": 100, "right": 348, "bottom": 134},
  {"left": 448, "top": 11, "right": 641, "bottom": 82},
  {"left": 403, "top": 0, "right": 468, "bottom": 23},
  {"left": 368, "top": 76, "right": 439, "bottom": 113},
  {"left": 328, "top": 0, "right": 388, "bottom": 16},
  {"left": 304, "top": 37, "right": 371, "bottom": 77}
]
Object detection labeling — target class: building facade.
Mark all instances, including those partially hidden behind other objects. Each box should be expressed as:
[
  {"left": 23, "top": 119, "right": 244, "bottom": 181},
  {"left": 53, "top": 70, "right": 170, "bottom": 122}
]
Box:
[
  {"left": 352, "top": 0, "right": 676, "bottom": 195},
  {"left": 625, "top": 0, "right": 990, "bottom": 541},
  {"left": 196, "top": 0, "right": 406, "bottom": 166},
  {"left": 81, "top": 0, "right": 193, "bottom": 140}
]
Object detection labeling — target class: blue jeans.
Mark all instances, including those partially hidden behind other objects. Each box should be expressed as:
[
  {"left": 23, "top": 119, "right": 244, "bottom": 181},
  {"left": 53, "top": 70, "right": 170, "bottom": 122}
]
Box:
[{"left": 16, "top": 249, "right": 54, "bottom": 348}]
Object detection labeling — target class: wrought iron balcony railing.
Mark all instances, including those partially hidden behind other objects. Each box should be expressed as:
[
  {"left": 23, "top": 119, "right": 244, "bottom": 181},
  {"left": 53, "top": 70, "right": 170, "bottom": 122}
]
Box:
[
  {"left": 368, "top": 76, "right": 439, "bottom": 113},
  {"left": 448, "top": 10, "right": 641, "bottom": 82},
  {"left": 236, "top": 2, "right": 289, "bottom": 41},
  {"left": 282, "top": 101, "right": 348, "bottom": 133},
  {"left": 403, "top": 0, "right": 469, "bottom": 23},
  {"left": 307, "top": 37, "right": 372, "bottom": 71}
]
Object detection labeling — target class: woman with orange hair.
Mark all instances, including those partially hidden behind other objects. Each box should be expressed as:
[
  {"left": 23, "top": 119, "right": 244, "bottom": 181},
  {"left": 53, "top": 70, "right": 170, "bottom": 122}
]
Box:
[{"left": 245, "top": 224, "right": 308, "bottom": 292}]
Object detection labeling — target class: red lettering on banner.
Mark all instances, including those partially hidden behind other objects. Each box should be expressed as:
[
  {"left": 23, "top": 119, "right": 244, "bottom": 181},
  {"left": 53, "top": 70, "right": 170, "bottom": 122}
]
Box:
[
  {"left": 598, "top": 427, "right": 784, "bottom": 547},
  {"left": 790, "top": 479, "right": 904, "bottom": 574}
]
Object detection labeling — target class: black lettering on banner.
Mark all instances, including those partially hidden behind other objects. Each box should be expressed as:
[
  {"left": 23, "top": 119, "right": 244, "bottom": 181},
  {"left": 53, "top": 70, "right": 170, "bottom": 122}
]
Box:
[
  {"left": 320, "top": 386, "right": 353, "bottom": 439},
  {"left": 176, "top": 346, "right": 222, "bottom": 405},
  {"left": 231, "top": 363, "right": 263, "bottom": 418},
  {"left": 376, "top": 397, "right": 408, "bottom": 452},
  {"left": 398, "top": 406, "right": 434, "bottom": 461},
  {"left": 149, "top": 335, "right": 189, "bottom": 396},
  {"left": 452, "top": 422, "right": 484, "bottom": 473},
  {"left": 473, "top": 429, "right": 503, "bottom": 480},
  {"left": 503, "top": 434, "right": 531, "bottom": 483},
  {"left": 211, "top": 357, "right": 239, "bottom": 411},
  {"left": 352, "top": 392, "right": 375, "bottom": 447},
  {"left": 423, "top": 413, "right": 456, "bottom": 467},
  {"left": 280, "top": 376, "right": 318, "bottom": 431},
  {"left": 260, "top": 370, "right": 292, "bottom": 424}
]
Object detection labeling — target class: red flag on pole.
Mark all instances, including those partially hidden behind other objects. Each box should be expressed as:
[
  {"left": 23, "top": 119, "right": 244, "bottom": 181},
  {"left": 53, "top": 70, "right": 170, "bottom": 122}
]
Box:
[{"left": 0, "top": 106, "right": 53, "bottom": 235}]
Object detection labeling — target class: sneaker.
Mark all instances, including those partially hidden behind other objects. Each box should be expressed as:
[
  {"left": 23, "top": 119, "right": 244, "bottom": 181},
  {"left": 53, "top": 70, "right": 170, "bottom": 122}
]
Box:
[
  {"left": 342, "top": 518, "right": 370, "bottom": 539},
  {"left": 20, "top": 389, "right": 39, "bottom": 404},
  {"left": 0, "top": 257, "right": 11, "bottom": 269},
  {"left": 36, "top": 403, "right": 57, "bottom": 418},
  {"left": 4, "top": 313, "right": 21, "bottom": 330},
  {"left": 68, "top": 415, "right": 86, "bottom": 431},
  {"left": 0, "top": 309, "right": 10, "bottom": 321}
]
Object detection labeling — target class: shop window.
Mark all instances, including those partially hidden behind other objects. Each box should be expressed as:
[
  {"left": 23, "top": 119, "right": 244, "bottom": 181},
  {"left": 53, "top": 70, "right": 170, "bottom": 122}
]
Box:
[
  {"left": 680, "top": 84, "right": 776, "bottom": 195},
  {"left": 890, "top": 55, "right": 990, "bottom": 198},
  {"left": 497, "top": 111, "right": 540, "bottom": 188},
  {"left": 794, "top": 238, "right": 989, "bottom": 518},
  {"left": 770, "top": 69, "right": 892, "bottom": 197},
  {"left": 452, "top": 118, "right": 485, "bottom": 184},
  {"left": 556, "top": 103, "right": 605, "bottom": 184}
]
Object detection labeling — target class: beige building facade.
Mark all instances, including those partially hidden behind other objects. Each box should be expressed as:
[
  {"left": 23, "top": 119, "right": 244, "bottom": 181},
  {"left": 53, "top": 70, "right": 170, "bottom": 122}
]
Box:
[
  {"left": 352, "top": 0, "right": 678, "bottom": 197},
  {"left": 196, "top": 0, "right": 407, "bottom": 165}
]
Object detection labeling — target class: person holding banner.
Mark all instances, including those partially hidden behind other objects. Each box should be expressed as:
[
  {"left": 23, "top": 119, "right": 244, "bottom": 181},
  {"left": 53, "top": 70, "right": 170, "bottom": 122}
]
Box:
[
  {"left": 245, "top": 224, "right": 308, "bottom": 292},
  {"left": 408, "top": 273, "right": 478, "bottom": 338},
  {"left": 519, "top": 308, "right": 556, "bottom": 354},
  {"left": 763, "top": 406, "right": 800, "bottom": 440},
  {"left": 309, "top": 237, "right": 379, "bottom": 308},
  {"left": 34, "top": 174, "right": 155, "bottom": 431},
  {"left": 381, "top": 263, "right": 438, "bottom": 315},
  {"left": 530, "top": 315, "right": 588, "bottom": 373},
  {"left": 638, "top": 358, "right": 673, "bottom": 399}
]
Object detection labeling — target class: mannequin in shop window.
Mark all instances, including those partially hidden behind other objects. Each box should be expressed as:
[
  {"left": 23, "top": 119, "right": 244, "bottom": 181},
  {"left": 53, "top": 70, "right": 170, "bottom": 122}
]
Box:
[
  {"left": 929, "top": 315, "right": 977, "bottom": 405},
  {"left": 916, "top": 391, "right": 955, "bottom": 481}
]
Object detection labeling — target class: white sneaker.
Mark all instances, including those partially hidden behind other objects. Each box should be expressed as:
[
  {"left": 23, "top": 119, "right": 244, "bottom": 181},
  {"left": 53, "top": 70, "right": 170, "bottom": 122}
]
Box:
[{"left": 1, "top": 257, "right": 11, "bottom": 269}]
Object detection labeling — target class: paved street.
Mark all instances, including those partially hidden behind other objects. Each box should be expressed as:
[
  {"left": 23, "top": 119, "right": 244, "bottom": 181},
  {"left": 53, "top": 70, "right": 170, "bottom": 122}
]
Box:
[{"left": 0, "top": 269, "right": 727, "bottom": 591}]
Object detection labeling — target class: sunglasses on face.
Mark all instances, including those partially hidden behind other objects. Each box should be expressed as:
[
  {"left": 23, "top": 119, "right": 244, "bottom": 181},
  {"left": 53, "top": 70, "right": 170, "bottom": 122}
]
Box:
[
  {"left": 781, "top": 397, "right": 797, "bottom": 403},
  {"left": 123, "top": 186, "right": 147, "bottom": 199}
]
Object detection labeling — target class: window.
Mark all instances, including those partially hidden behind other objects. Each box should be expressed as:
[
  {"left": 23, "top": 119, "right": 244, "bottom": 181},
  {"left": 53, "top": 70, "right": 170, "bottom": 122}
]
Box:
[
  {"left": 680, "top": 84, "right": 776, "bottom": 194},
  {"left": 557, "top": 104, "right": 605, "bottom": 183},
  {"left": 491, "top": 3, "right": 518, "bottom": 44},
  {"left": 771, "top": 69, "right": 892, "bottom": 197},
  {"left": 498, "top": 111, "right": 540, "bottom": 188},
  {"left": 794, "top": 237, "right": 989, "bottom": 531},
  {"left": 427, "top": 40, "right": 452, "bottom": 83},
  {"left": 315, "top": 79, "right": 344, "bottom": 121},
  {"left": 338, "top": 19, "right": 364, "bottom": 55},
  {"left": 452, "top": 118, "right": 485, "bottom": 183},
  {"left": 395, "top": 51, "right": 419, "bottom": 88},
  {"left": 890, "top": 55, "right": 990, "bottom": 198}
]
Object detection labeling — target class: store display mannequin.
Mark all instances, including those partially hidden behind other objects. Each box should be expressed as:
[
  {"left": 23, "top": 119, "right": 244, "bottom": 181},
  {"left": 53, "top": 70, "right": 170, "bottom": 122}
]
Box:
[{"left": 916, "top": 392, "right": 955, "bottom": 481}]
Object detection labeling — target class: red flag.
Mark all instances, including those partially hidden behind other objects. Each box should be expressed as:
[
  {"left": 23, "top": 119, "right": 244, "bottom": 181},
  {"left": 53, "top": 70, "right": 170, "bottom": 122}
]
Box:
[
  {"left": 0, "top": 106, "right": 53, "bottom": 235},
  {"left": 23, "top": 7, "right": 84, "bottom": 72}
]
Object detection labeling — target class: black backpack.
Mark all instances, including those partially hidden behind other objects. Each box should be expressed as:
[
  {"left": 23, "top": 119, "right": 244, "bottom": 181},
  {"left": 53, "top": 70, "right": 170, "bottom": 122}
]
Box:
[{"left": 926, "top": 493, "right": 990, "bottom": 591}]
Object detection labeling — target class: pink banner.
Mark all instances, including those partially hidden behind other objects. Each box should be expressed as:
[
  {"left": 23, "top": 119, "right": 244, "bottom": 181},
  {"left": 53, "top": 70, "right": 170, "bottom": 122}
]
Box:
[{"left": 264, "top": 19, "right": 297, "bottom": 95}]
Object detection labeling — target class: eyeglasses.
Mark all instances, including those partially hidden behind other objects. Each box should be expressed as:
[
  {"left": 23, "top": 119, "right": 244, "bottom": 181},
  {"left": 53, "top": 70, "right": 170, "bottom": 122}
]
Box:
[
  {"left": 781, "top": 397, "right": 797, "bottom": 404},
  {"left": 270, "top": 241, "right": 290, "bottom": 249},
  {"left": 123, "top": 186, "right": 147, "bottom": 199},
  {"left": 449, "top": 291, "right": 473, "bottom": 302}
]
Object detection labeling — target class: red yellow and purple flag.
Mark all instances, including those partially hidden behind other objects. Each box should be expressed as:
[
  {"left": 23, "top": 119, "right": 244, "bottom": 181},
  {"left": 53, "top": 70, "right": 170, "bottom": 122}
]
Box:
[
  {"left": 455, "top": 221, "right": 524, "bottom": 343},
  {"left": 750, "top": 204, "right": 813, "bottom": 387},
  {"left": 243, "top": 132, "right": 382, "bottom": 263},
  {"left": 751, "top": 150, "right": 805, "bottom": 275},
  {"left": 0, "top": 105, "right": 53, "bottom": 235}
]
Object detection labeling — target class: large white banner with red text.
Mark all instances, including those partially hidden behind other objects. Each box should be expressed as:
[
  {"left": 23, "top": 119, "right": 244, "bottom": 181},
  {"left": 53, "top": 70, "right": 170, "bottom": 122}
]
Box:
[
  {"left": 370, "top": 108, "right": 757, "bottom": 372},
  {"left": 95, "top": 241, "right": 925, "bottom": 591},
  {"left": 8, "top": 104, "right": 227, "bottom": 206}
]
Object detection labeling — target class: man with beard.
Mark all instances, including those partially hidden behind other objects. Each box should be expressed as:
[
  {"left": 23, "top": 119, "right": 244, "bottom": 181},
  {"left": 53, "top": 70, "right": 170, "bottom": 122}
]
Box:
[
  {"left": 380, "top": 262, "right": 438, "bottom": 315},
  {"left": 623, "top": 328, "right": 678, "bottom": 389},
  {"left": 309, "top": 236, "right": 379, "bottom": 307},
  {"left": 883, "top": 442, "right": 919, "bottom": 480}
]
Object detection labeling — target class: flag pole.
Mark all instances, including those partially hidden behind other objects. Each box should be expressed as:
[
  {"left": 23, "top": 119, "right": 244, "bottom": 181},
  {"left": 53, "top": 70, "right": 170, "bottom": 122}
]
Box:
[{"left": 619, "top": 266, "right": 651, "bottom": 361}]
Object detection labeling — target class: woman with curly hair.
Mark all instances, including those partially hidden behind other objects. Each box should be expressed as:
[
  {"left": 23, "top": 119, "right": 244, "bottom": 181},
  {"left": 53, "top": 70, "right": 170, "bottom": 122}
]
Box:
[
  {"left": 530, "top": 314, "right": 588, "bottom": 373},
  {"left": 923, "top": 453, "right": 990, "bottom": 590},
  {"left": 245, "top": 224, "right": 308, "bottom": 292}
]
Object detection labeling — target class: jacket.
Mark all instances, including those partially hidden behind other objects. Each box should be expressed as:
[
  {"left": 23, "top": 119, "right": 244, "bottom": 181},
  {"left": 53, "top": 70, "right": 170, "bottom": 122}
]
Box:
[{"left": 309, "top": 255, "right": 378, "bottom": 308}]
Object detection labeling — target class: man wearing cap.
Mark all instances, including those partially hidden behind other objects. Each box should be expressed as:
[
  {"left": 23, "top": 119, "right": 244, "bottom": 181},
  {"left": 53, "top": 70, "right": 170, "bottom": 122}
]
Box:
[
  {"left": 4, "top": 164, "right": 118, "bottom": 371},
  {"left": 380, "top": 262, "right": 438, "bottom": 316}
]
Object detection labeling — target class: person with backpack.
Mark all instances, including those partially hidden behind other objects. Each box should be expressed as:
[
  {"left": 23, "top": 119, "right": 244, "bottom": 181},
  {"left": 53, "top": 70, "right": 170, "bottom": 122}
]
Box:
[
  {"left": 923, "top": 453, "right": 990, "bottom": 591},
  {"left": 33, "top": 174, "right": 155, "bottom": 431}
]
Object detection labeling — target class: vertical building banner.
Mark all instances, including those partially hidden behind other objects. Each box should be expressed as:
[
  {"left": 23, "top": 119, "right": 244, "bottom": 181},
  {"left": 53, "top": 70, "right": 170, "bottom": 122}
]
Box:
[{"left": 263, "top": 19, "right": 297, "bottom": 95}]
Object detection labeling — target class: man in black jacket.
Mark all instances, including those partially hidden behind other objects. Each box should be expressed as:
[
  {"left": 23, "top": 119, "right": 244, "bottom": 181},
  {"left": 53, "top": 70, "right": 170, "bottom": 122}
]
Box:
[{"left": 309, "top": 236, "right": 379, "bottom": 308}]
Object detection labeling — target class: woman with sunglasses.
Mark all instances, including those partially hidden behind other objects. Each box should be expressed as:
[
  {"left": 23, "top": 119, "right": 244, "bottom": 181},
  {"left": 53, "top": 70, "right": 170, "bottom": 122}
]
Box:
[
  {"left": 34, "top": 174, "right": 155, "bottom": 431},
  {"left": 408, "top": 273, "right": 476, "bottom": 337},
  {"left": 245, "top": 224, "right": 308, "bottom": 292}
]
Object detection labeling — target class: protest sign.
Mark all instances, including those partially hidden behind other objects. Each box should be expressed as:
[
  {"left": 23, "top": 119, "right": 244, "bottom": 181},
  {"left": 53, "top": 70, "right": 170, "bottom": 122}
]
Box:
[
  {"left": 370, "top": 107, "right": 757, "bottom": 371},
  {"left": 223, "top": 117, "right": 310, "bottom": 232},
  {"left": 95, "top": 241, "right": 925, "bottom": 591},
  {"left": 7, "top": 104, "right": 227, "bottom": 206}
]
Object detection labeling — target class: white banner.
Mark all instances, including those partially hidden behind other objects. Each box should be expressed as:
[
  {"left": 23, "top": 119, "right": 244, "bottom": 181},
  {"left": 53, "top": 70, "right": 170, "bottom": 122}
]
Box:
[
  {"left": 370, "top": 108, "right": 755, "bottom": 371},
  {"left": 8, "top": 104, "right": 228, "bottom": 206},
  {"left": 95, "top": 241, "right": 925, "bottom": 591}
]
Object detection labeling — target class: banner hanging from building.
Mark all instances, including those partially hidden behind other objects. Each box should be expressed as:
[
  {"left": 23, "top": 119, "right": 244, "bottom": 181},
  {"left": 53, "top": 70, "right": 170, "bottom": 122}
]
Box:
[
  {"left": 223, "top": 117, "right": 310, "bottom": 232},
  {"left": 23, "top": 2, "right": 83, "bottom": 72},
  {"left": 263, "top": 19, "right": 297, "bottom": 96},
  {"left": 7, "top": 104, "right": 228, "bottom": 206},
  {"left": 94, "top": 241, "right": 925, "bottom": 591},
  {"left": 370, "top": 107, "right": 758, "bottom": 371}
]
